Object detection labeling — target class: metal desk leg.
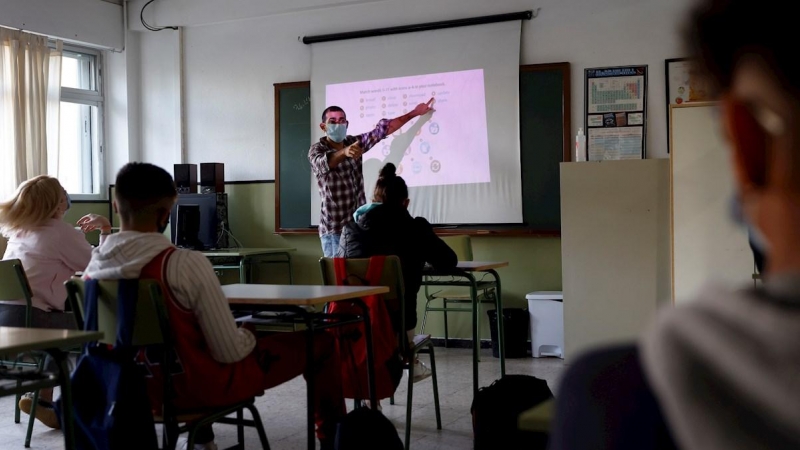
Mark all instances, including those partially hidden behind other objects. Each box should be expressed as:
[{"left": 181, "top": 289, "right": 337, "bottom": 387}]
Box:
[
  {"left": 352, "top": 299, "right": 376, "bottom": 406},
  {"left": 304, "top": 314, "right": 315, "bottom": 450},
  {"left": 467, "top": 273, "right": 479, "bottom": 397},
  {"left": 48, "top": 349, "right": 74, "bottom": 450},
  {"left": 285, "top": 252, "right": 294, "bottom": 285},
  {"left": 239, "top": 257, "right": 247, "bottom": 284},
  {"left": 488, "top": 270, "right": 506, "bottom": 377}
]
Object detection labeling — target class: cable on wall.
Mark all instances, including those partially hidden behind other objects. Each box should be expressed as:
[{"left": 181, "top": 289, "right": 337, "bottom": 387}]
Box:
[{"left": 140, "top": 0, "right": 178, "bottom": 32}]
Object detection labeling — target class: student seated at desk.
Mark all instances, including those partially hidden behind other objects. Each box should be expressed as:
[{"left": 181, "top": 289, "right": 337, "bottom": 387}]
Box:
[
  {"left": 83, "top": 163, "right": 345, "bottom": 450},
  {"left": 549, "top": 0, "right": 800, "bottom": 449},
  {"left": 337, "top": 163, "right": 457, "bottom": 381},
  {"left": 0, "top": 175, "right": 111, "bottom": 427}
]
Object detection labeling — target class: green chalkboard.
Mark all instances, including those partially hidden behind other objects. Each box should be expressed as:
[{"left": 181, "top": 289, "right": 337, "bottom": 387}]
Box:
[
  {"left": 520, "top": 63, "right": 570, "bottom": 233},
  {"left": 275, "top": 63, "right": 570, "bottom": 236},
  {"left": 275, "top": 81, "right": 313, "bottom": 231}
]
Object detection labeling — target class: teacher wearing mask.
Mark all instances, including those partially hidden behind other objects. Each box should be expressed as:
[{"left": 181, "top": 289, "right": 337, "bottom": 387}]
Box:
[{"left": 309, "top": 99, "right": 435, "bottom": 257}]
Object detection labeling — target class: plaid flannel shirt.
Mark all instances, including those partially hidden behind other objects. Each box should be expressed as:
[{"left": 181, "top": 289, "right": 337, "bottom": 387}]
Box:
[{"left": 309, "top": 119, "right": 390, "bottom": 236}]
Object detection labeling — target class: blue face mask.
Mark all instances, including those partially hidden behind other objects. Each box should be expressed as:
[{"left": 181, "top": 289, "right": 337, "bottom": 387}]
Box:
[
  {"left": 326, "top": 123, "right": 347, "bottom": 143},
  {"left": 730, "top": 194, "right": 768, "bottom": 272}
]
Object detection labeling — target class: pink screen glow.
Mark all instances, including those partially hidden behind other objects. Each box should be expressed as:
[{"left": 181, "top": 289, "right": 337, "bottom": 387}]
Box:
[{"left": 325, "top": 69, "right": 490, "bottom": 188}]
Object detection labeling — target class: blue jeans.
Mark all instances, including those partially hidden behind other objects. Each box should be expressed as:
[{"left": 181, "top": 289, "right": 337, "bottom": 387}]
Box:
[{"left": 320, "top": 233, "right": 341, "bottom": 258}]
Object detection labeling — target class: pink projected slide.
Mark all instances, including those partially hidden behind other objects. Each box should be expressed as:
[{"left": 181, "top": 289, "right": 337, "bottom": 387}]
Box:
[{"left": 326, "top": 69, "right": 490, "bottom": 188}]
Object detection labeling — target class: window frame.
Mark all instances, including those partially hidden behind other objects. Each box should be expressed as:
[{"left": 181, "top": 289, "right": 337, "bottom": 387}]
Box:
[{"left": 58, "top": 43, "right": 106, "bottom": 201}]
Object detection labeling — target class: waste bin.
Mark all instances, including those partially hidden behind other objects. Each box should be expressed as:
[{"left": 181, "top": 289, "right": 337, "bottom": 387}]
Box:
[
  {"left": 527, "top": 291, "right": 564, "bottom": 358},
  {"left": 487, "top": 308, "right": 529, "bottom": 358}
]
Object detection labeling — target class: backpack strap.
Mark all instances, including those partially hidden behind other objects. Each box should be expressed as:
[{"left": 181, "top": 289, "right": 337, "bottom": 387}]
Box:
[
  {"left": 334, "top": 257, "right": 348, "bottom": 286},
  {"left": 82, "top": 278, "right": 139, "bottom": 349},
  {"left": 365, "top": 256, "right": 386, "bottom": 287},
  {"left": 83, "top": 279, "right": 100, "bottom": 333},
  {"left": 115, "top": 279, "right": 139, "bottom": 348}
]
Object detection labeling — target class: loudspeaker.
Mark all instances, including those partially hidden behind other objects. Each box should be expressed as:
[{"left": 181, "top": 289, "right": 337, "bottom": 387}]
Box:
[
  {"left": 200, "top": 163, "right": 225, "bottom": 194},
  {"left": 174, "top": 164, "right": 197, "bottom": 194}
]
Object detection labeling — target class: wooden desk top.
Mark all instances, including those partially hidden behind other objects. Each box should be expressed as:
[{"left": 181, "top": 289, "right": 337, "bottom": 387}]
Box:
[
  {"left": 203, "top": 248, "right": 296, "bottom": 257},
  {"left": 457, "top": 261, "right": 509, "bottom": 271},
  {"left": 425, "top": 261, "right": 509, "bottom": 274},
  {"left": 222, "top": 284, "right": 389, "bottom": 306},
  {"left": 518, "top": 398, "right": 554, "bottom": 432},
  {"left": 0, "top": 327, "right": 102, "bottom": 355}
]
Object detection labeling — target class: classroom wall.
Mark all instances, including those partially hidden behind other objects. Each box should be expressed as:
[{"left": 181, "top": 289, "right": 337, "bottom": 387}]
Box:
[
  {"left": 135, "top": 30, "right": 182, "bottom": 171},
  {"left": 119, "top": 0, "right": 695, "bottom": 183}
]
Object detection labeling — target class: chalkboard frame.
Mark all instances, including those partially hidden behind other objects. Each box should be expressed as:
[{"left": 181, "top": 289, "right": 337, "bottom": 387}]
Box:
[{"left": 274, "top": 62, "right": 570, "bottom": 236}]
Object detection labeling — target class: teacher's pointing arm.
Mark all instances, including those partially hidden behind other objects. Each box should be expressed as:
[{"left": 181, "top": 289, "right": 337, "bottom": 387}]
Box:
[
  {"left": 354, "top": 98, "right": 436, "bottom": 154},
  {"left": 386, "top": 98, "right": 435, "bottom": 134}
]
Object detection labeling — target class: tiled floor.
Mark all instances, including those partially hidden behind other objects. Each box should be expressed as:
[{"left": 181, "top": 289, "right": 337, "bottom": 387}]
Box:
[{"left": 0, "top": 347, "right": 565, "bottom": 449}]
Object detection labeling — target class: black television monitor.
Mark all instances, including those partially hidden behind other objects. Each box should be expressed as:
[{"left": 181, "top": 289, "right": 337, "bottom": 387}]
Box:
[{"left": 170, "top": 193, "right": 218, "bottom": 250}]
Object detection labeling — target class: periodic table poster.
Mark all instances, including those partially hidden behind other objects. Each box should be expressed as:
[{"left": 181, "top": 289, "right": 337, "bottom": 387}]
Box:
[{"left": 584, "top": 66, "right": 648, "bottom": 160}]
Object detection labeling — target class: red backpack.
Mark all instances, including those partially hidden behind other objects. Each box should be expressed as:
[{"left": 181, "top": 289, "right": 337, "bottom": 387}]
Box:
[{"left": 329, "top": 256, "right": 402, "bottom": 400}]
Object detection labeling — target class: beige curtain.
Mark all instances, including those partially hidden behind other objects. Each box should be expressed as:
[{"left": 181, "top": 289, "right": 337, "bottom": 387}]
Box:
[{"left": 0, "top": 28, "right": 62, "bottom": 200}]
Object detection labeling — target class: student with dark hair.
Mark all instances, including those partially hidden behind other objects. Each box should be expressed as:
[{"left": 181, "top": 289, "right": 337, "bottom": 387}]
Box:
[
  {"left": 549, "top": 0, "right": 800, "bottom": 449},
  {"left": 309, "top": 100, "right": 435, "bottom": 258},
  {"left": 83, "top": 162, "right": 346, "bottom": 450},
  {"left": 338, "top": 163, "right": 457, "bottom": 381}
]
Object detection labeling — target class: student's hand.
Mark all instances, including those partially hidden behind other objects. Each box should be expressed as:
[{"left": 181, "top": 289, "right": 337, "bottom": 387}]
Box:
[
  {"left": 413, "top": 98, "right": 435, "bottom": 116},
  {"left": 344, "top": 142, "right": 363, "bottom": 159},
  {"left": 77, "top": 214, "right": 111, "bottom": 234}
]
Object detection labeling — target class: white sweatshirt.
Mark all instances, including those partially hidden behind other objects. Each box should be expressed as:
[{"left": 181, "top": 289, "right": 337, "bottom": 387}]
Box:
[
  {"left": 83, "top": 231, "right": 255, "bottom": 364},
  {"left": 641, "top": 279, "right": 800, "bottom": 450}
]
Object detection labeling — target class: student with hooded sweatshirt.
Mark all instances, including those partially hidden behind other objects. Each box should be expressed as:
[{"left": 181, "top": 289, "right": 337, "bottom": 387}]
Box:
[
  {"left": 338, "top": 163, "right": 457, "bottom": 383},
  {"left": 83, "top": 163, "right": 345, "bottom": 450}
]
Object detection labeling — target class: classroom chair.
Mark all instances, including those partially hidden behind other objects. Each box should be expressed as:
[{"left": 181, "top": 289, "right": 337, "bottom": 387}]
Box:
[
  {"left": 319, "top": 256, "right": 442, "bottom": 450},
  {"left": 0, "top": 259, "right": 46, "bottom": 448},
  {"left": 420, "top": 235, "right": 497, "bottom": 349},
  {"left": 65, "top": 279, "right": 270, "bottom": 450}
]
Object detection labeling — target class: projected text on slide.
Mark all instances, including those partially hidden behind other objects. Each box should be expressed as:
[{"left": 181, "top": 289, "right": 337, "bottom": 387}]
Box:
[{"left": 326, "top": 69, "right": 490, "bottom": 188}]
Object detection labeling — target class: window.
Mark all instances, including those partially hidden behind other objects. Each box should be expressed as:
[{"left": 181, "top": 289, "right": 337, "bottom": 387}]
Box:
[{"left": 50, "top": 45, "right": 104, "bottom": 199}]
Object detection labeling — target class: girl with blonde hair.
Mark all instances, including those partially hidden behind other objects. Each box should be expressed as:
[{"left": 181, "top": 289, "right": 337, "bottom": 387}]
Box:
[{"left": 0, "top": 175, "right": 111, "bottom": 428}]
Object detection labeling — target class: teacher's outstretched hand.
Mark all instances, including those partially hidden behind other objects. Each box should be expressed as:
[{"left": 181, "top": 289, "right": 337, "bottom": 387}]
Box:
[{"left": 413, "top": 98, "right": 436, "bottom": 116}]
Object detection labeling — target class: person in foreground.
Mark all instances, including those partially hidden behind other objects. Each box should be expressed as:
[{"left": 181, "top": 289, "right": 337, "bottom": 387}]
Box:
[
  {"left": 83, "top": 163, "right": 345, "bottom": 450},
  {"left": 309, "top": 100, "right": 435, "bottom": 258},
  {"left": 0, "top": 175, "right": 111, "bottom": 428},
  {"left": 549, "top": 0, "right": 800, "bottom": 449},
  {"left": 338, "top": 163, "right": 457, "bottom": 382}
]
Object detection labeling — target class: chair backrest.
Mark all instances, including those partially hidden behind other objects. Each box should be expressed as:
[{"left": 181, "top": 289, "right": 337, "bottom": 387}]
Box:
[
  {"left": 319, "top": 256, "right": 408, "bottom": 347},
  {"left": 65, "top": 279, "right": 166, "bottom": 347},
  {"left": 0, "top": 259, "right": 35, "bottom": 326},
  {"left": 66, "top": 278, "right": 180, "bottom": 421},
  {"left": 441, "top": 235, "right": 473, "bottom": 261}
]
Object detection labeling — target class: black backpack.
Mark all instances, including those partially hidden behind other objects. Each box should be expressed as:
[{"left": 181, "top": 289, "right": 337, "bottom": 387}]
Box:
[
  {"left": 335, "top": 407, "right": 403, "bottom": 450},
  {"left": 471, "top": 375, "right": 553, "bottom": 450}
]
